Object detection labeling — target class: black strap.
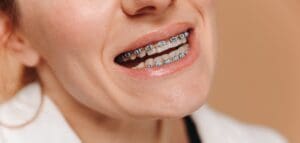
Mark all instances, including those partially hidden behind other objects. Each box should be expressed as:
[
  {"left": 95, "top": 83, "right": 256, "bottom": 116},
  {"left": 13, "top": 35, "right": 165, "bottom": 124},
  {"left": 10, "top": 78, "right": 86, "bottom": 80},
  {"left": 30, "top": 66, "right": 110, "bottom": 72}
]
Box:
[{"left": 184, "top": 116, "right": 202, "bottom": 143}]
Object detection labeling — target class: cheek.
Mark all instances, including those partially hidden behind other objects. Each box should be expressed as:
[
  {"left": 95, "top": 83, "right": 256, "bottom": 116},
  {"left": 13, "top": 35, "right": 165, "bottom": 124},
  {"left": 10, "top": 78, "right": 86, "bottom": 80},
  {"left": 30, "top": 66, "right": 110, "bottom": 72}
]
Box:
[
  {"left": 20, "top": 1, "right": 117, "bottom": 62},
  {"left": 191, "top": 0, "right": 215, "bottom": 8},
  {"left": 17, "top": 1, "right": 125, "bottom": 116}
]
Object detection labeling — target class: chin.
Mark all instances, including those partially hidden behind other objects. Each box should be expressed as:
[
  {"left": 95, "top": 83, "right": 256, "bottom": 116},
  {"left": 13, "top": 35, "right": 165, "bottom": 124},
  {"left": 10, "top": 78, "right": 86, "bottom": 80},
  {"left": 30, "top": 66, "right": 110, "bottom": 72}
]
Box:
[{"left": 116, "top": 78, "right": 211, "bottom": 120}]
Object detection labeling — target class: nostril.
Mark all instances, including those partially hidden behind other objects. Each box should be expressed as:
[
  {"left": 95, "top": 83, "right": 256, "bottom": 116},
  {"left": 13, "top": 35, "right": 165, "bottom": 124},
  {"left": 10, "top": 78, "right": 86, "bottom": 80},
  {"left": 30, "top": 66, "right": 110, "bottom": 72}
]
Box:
[
  {"left": 122, "top": 0, "right": 174, "bottom": 16},
  {"left": 136, "top": 6, "right": 156, "bottom": 15}
]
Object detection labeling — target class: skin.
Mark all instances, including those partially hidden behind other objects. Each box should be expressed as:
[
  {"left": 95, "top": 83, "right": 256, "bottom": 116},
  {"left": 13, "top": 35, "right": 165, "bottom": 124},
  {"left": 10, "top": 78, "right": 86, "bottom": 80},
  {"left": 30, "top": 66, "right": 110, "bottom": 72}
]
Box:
[{"left": 0, "top": 0, "right": 217, "bottom": 143}]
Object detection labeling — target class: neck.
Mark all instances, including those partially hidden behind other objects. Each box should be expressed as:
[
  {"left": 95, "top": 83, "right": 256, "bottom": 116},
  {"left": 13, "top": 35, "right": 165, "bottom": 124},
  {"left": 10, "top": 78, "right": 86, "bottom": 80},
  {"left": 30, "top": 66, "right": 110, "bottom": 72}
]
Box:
[{"left": 37, "top": 64, "right": 189, "bottom": 143}]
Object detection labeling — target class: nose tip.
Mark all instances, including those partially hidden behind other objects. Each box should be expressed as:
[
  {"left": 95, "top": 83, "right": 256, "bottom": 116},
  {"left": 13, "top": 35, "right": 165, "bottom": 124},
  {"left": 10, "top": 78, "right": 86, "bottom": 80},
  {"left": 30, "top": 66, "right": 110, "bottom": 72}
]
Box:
[{"left": 121, "top": 0, "right": 174, "bottom": 16}]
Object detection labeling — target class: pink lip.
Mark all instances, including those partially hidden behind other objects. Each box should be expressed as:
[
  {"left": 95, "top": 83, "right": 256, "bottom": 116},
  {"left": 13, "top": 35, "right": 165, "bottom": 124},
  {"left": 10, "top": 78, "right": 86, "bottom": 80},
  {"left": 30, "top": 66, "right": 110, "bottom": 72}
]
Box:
[
  {"left": 113, "top": 22, "right": 200, "bottom": 79},
  {"left": 118, "top": 22, "right": 194, "bottom": 53}
]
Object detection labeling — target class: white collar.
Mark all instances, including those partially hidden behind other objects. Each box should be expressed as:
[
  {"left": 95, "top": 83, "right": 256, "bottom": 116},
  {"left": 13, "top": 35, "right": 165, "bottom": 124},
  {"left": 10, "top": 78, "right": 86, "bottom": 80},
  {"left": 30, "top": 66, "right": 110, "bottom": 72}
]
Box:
[{"left": 0, "top": 82, "right": 81, "bottom": 143}]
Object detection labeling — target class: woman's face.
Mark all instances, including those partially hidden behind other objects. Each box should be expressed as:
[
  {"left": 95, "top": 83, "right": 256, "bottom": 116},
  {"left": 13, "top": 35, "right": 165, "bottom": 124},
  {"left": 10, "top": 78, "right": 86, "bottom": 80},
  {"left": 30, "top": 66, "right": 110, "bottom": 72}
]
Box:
[{"left": 16, "top": 0, "right": 216, "bottom": 119}]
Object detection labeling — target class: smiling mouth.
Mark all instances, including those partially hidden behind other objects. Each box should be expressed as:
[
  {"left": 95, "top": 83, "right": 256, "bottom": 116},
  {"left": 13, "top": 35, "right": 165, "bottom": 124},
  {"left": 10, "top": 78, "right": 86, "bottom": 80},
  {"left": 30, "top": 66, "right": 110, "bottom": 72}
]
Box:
[{"left": 114, "top": 30, "right": 191, "bottom": 69}]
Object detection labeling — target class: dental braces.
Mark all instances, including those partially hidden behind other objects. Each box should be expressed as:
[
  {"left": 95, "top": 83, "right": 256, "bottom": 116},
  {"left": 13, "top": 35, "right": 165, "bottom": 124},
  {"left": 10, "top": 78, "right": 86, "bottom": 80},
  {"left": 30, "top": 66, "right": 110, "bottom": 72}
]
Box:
[
  {"left": 145, "top": 48, "right": 189, "bottom": 69},
  {"left": 120, "top": 31, "right": 190, "bottom": 62}
]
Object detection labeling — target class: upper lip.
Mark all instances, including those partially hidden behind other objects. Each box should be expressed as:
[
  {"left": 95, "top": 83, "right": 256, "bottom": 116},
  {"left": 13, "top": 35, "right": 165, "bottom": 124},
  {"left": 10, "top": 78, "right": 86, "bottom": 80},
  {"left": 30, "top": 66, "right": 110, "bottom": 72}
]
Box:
[{"left": 116, "top": 22, "right": 194, "bottom": 56}]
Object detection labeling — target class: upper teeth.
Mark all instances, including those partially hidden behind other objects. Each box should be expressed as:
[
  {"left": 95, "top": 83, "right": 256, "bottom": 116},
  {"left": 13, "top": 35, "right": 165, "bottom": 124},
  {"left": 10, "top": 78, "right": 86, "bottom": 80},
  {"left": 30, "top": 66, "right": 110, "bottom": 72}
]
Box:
[{"left": 119, "top": 31, "right": 190, "bottom": 62}]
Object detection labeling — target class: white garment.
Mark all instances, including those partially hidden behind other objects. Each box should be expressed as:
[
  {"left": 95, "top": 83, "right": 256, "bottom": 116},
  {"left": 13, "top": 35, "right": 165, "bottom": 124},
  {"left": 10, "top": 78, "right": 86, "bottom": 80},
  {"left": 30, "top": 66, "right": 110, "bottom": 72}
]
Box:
[{"left": 0, "top": 82, "right": 288, "bottom": 143}]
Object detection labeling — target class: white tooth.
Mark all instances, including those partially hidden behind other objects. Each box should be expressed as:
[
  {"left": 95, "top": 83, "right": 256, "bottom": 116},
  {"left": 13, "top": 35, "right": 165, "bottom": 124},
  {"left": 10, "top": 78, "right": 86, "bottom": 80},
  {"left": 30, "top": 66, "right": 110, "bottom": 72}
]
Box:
[
  {"left": 124, "top": 52, "right": 131, "bottom": 59},
  {"left": 133, "top": 49, "right": 141, "bottom": 55},
  {"left": 172, "top": 48, "right": 182, "bottom": 61},
  {"left": 179, "top": 34, "right": 187, "bottom": 43},
  {"left": 170, "top": 36, "right": 180, "bottom": 47},
  {"left": 173, "top": 55, "right": 180, "bottom": 61},
  {"left": 132, "top": 62, "right": 145, "bottom": 69},
  {"left": 145, "top": 58, "right": 154, "bottom": 68},
  {"left": 145, "top": 45, "right": 156, "bottom": 56},
  {"left": 170, "top": 36, "right": 178, "bottom": 43},
  {"left": 162, "top": 54, "right": 169, "bottom": 61},
  {"left": 183, "top": 44, "right": 190, "bottom": 55},
  {"left": 178, "top": 46, "right": 188, "bottom": 59},
  {"left": 157, "top": 41, "right": 167, "bottom": 47},
  {"left": 167, "top": 41, "right": 175, "bottom": 49},
  {"left": 162, "top": 54, "right": 171, "bottom": 64},
  {"left": 184, "top": 32, "right": 189, "bottom": 37},
  {"left": 181, "top": 37, "right": 187, "bottom": 43},
  {"left": 148, "top": 50, "right": 156, "bottom": 56},
  {"left": 179, "top": 53, "right": 186, "bottom": 59},
  {"left": 178, "top": 50, "right": 186, "bottom": 59},
  {"left": 138, "top": 49, "right": 146, "bottom": 58},
  {"left": 130, "top": 53, "right": 137, "bottom": 60},
  {"left": 164, "top": 59, "right": 172, "bottom": 64},
  {"left": 178, "top": 44, "right": 189, "bottom": 52},
  {"left": 169, "top": 50, "right": 178, "bottom": 58},
  {"left": 156, "top": 47, "right": 163, "bottom": 53},
  {"left": 156, "top": 41, "right": 169, "bottom": 53},
  {"left": 154, "top": 57, "right": 163, "bottom": 67},
  {"left": 175, "top": 42, "right": 182, "bottom": 48},
  {"left": 179, "top": 33, "right": 186, "bottom": 39}
]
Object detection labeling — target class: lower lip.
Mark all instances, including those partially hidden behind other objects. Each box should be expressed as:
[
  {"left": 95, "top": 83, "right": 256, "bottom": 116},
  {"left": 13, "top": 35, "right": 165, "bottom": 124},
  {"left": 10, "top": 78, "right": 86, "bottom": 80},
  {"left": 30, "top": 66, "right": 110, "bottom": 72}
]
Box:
[{"left": 115, "top": 29, "right": 199, "bottom": 79}]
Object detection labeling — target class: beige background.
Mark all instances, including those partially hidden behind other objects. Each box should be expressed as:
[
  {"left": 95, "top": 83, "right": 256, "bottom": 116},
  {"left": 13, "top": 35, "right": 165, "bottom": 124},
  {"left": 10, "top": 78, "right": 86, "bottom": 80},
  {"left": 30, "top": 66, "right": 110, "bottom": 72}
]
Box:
[{"left": 209, "top": 0, "right": 300, "bottom": 143}]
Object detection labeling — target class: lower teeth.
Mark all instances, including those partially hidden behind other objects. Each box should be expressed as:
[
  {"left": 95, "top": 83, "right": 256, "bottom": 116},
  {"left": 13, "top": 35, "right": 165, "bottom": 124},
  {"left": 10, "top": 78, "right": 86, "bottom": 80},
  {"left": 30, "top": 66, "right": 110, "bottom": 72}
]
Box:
[{"left": 132, "top": 44, "right": 189, "bottom": 69}]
